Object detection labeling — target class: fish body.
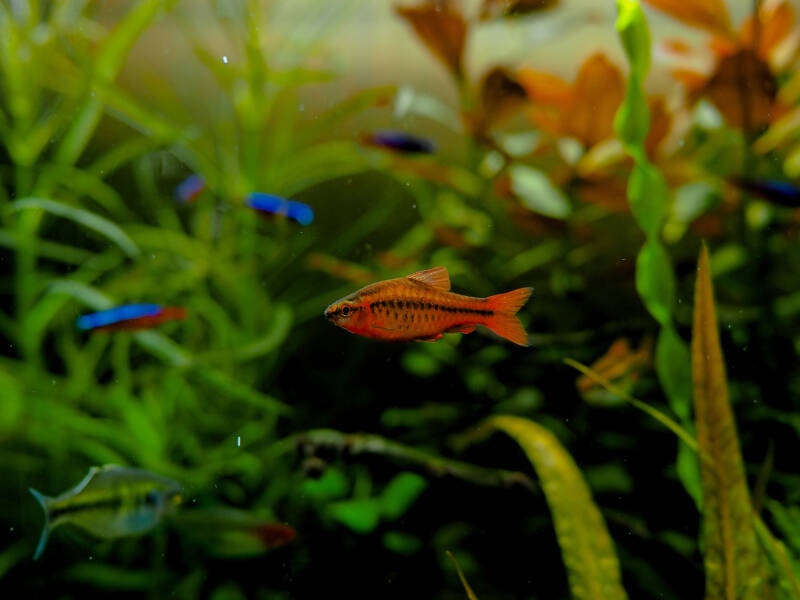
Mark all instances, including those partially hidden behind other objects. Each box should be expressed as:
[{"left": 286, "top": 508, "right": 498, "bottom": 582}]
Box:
[
  {"left": 362, "top": 130, "right": 435, "bottom": 154},
  {"left": 169, "top": 507, "right": 295, "bottom": 558},
  {"left": 729, "top": 177, "right": 800, "bottom": 207},
  {"left": 245, "top": 193, "right": 314, "bottom": 225},
  {"left": 324, "top": 266, "right": 532, "bottom": 346},
  {"left": 76, "top": 304, "right": 187, "bottom": 332},
  {"left": 174, "top": 174, "right": 206, "bottom": 203},
  {"left": 30, "top": 465, "right": 182, "bottom": 560}
]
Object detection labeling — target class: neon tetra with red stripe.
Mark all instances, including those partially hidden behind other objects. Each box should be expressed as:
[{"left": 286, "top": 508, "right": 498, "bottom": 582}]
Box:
[{"left": 324, "top": 266, "right": 532, "bottom": 346}]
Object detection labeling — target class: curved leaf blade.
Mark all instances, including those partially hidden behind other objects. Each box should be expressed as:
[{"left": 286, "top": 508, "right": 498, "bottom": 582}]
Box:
[
  {"left": 480, "top": 415, "right": 627, "bottom": 600},
  {"left": 10, "top": 197, "right": 140, "bottom": 258}
]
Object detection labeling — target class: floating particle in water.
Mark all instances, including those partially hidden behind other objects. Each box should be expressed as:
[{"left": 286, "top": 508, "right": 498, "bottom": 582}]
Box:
[
  {"left": 245, "top": 193, "right": 314, "bottom": 226},
  {"left": 237, "top": 436, "right": 241, "bottom": 448},
  {"left": 222, "top": 55, "right": 228, "bottom": 64}
]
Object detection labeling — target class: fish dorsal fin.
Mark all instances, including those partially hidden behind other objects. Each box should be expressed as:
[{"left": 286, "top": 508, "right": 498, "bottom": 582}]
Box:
[{"left": 406, "top": 266, "right": 450, "bottom": 290}]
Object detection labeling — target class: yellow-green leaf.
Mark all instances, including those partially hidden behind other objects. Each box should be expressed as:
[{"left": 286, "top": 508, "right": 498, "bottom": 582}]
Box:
[
  {"left": 692, "top": 245, "right": 766, "bottom": 600},
  {"left": 478, "top": 415, "right": 627, "bottom": 600}
]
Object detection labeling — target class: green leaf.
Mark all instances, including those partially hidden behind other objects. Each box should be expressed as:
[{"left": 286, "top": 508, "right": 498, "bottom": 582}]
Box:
[
  {"left": 402, "top": 349, "right": 441, "bottom": 377},
  {"left": 655, "top": 326, "right": 692, "bottom": 422},
  {"left": 627, "top": 163, "right": 668, "bottom": 237},
  {"left": 477, "top": 415, "right": 628, "bottom": 600},
  {"left": 302, "top": 467, "right": 350, "bottom": 502},
  {"left": 380, "top": 472, "right": 428, "bottom": 520},
  {"left": 676, "top": 440, "right": 703, "bottom": 510},
  {"left": 615, "top": 0, "right": 651, "bottom": 78},
  {"left": 635, "top": 241, "right": 674, "bottom": 326},
  {"left": 509, "top": 164, "right": 571, "bottom": 219},
  {"left": 692, "top": 245, "right": 768, "bottom": 599},
  {"left": 383, "top": 531, "right": 422, "bottom": 555},
  {"left": 328, "top": 498, "right": 381, "bottom": 533},
  {"left": 614, "top": 0, "right": 651, "bottom": 150},
  {"left": 10, "top": 197, "right": 140, "bottom": 258}
]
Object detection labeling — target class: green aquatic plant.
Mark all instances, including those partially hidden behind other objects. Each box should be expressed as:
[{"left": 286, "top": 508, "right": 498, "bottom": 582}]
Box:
[
  {"left": 613, "top": 0, "right": 699, "bottom": 506},
  {"left": 692, "top": 244, "right": 768, "bottom": 599},
  {"left": 462, "top": 415, "right": 627, "bottom": 600}
]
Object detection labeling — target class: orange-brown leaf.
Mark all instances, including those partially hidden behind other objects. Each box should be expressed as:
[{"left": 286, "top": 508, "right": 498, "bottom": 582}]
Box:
[
  {"left": 575, "top": 174, "right": 630, "bottom": 213},
  {"left": 561, "top": 53, "right": 625, "bottom": 147},
  {"left": 479, "top": 0, "right": 558, "bottom": 20},
  {"left": 577, "top": 337, "right": 652, "bottom": 394},
  {"left": 472, "top": 66, "right": 528, "bottom": 133},
  {"left": 517, "top": 68, "right": 572, "bottom": 106},
  {"left": 692, "top": 245, "right": 767, "bottom": 600},
  {"left": 701, "top": 48, "right": 777, "bottom": 132},
  {"left": 740, "top": 0, "right": 795, "bottom": 59},
  {"left": 395, "top": 4, "right": 467, "bottom": 78},
  {"left": 672, "top": 67, "right": 709, "bottom": 91},
  {"left": 645, "top": 96, "right": 673, "bottom": 158},
  {"left": 643, "top": 0, "right": 733, "bottom": 37}
]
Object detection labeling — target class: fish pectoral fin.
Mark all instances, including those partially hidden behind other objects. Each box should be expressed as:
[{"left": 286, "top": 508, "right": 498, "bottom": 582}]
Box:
[
  {"left": 406, "top": 266, "right": 451, "bottom": 290},
  {"left": 417, "top": 334, "right": 443, "bottom": 342},
  {"left": 444, "top": 324, "right": 476, "bottom": 335}
]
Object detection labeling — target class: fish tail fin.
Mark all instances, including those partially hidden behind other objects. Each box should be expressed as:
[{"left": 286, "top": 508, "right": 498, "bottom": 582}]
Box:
[
  {"left": 29, "top": 488, "right": 53, "bottom": 560},
  {"left": 485, "top": 287, "right": 533, "bottom": 346}
]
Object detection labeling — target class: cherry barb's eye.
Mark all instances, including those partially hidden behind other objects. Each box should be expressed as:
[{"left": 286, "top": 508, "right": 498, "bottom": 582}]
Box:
[{"left": 341, "top": 306, "right": 351, "bottom": 317}]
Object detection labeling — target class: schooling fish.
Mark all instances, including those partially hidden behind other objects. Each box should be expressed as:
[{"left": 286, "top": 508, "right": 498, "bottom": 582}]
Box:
[
  {"left": 169, "top": 507, "right": 295, "bottom": 558},
  {"left": 324, "top": 266, "right": 532, "bottom": 346},
  {"left": 245, "top": 193, "right": 315, "bottom": 226},
  {"left": 29, "top": 465, "right": 182, "bottom": 560},
  {"left": 76, "top": 304, "right": 187, "bottom": 332},
  {"left": 361, "top": 130, "right": 435, "bottom": 154},
  {"left": 729, "top": 177, "right": 800, "bottom": 207},
  {"left": 174, "top": 174, "right": 206, "bottom": 203}
]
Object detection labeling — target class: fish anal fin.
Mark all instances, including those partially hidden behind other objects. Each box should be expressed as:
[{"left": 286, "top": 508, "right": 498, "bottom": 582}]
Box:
[
  {"left": 417, "top": 334, "right": 443, "bottom": 342},
  {"left": 406, "top": 266, "right": 450, "bottom": 290},
  {"left": 445, "top": 324, "right": 476, "bottom": 335}
]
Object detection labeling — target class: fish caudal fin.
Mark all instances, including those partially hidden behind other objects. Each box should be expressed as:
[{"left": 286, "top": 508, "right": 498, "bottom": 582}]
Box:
[
  {"left": 29, "top": 488, "right": 53, "bottom": 560},
  {"left": 485, "top": 287, "right": 533, "bottom": 346}
]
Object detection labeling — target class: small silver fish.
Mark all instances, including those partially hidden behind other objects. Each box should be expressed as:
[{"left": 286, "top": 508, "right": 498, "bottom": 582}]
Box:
[{"left": 29, "top": 464, "right": 182, "bottom": 560}]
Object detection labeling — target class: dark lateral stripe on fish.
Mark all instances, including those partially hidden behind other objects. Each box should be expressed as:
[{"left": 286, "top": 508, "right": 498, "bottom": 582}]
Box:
[
  {"left": 368, "top": 299, "right": 494, "bottom": 316},
  {"left": 50, "top": 497, "right": 125, "bottom": 520}
]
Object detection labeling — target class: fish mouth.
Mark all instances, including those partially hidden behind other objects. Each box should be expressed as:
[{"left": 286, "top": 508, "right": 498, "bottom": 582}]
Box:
[{"left": 324, "top": 305, "right": 334, "bottom": 320}]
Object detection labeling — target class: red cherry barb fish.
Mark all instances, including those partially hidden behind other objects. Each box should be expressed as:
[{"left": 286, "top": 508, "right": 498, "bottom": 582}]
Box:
[{"left": 325, "top": 267, "right": 532, "bottom": 346}]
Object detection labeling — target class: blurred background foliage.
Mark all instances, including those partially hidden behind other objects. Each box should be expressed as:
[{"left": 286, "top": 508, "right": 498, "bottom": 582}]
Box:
[{"left": 2, "top": 0, "right": 800, "bottom": 597}]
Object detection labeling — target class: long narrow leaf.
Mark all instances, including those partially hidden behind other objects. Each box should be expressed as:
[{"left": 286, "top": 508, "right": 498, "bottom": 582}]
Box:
[
  {"left": 10, "top": 197, "right": 140, "bottom": 257},
  {"left": 474, "top": 415, "right": 627, "bottom": 600},
  {"left": 692, "top": 244, "right": 767, "bottom": 599}
]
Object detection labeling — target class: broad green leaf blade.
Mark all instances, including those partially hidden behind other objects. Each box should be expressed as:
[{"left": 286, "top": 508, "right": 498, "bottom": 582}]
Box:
[
  {"left": 509, "top": 164, "right": 571, "bottom": 219},
  {"left": 379, "top": 472, "right": 427, "bottom": 521},
  {"left": 481, "top": 415, "right": 627, "bottom": 600},
  {"left": 627, "top": 163, "right": 668, "bottom": 237},
  {"left": 327, "top": 498, "right": 381, "bottom": 533},
  {"left": 692, "top": 245, "right": 767, "bottom": 600},
  {"left": 635, "top": 241, "right": 674, "bottom": 327}
]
